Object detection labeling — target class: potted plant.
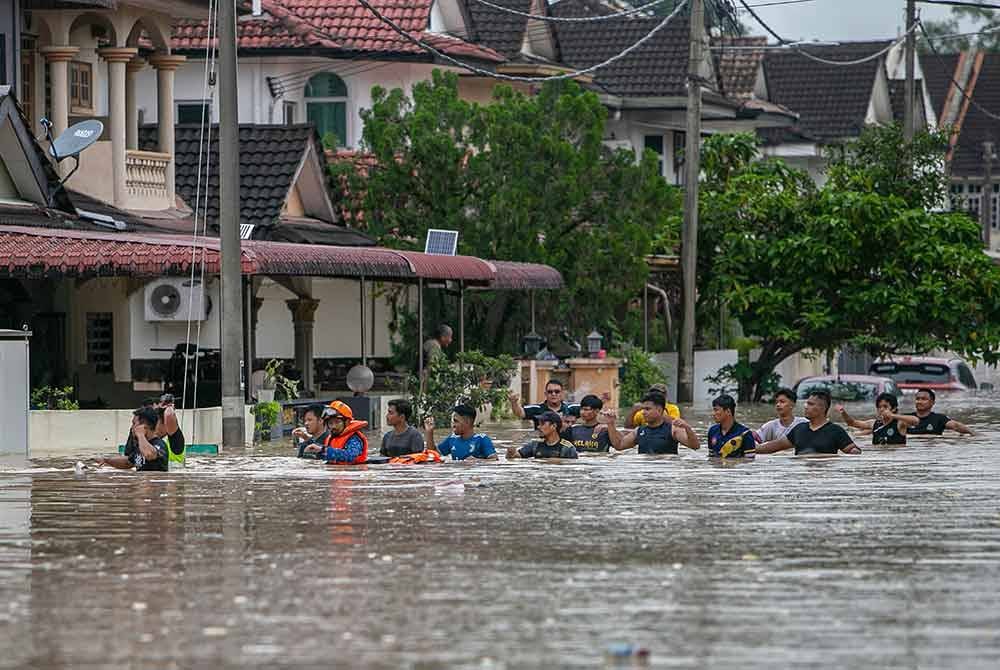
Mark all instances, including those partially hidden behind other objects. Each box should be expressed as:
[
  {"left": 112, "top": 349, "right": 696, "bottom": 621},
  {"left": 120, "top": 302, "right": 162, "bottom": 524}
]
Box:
[{"left": 252, "top": 400, "right": 281, "bottom": 442}]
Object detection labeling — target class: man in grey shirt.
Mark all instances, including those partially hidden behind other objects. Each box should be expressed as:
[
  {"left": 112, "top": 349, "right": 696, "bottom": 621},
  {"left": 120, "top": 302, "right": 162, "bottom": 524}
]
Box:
[
  {"left": 756, "top": 387, "right": 807, "bottom": 443},
  {"left": 380, "top": 399, "right": 425, "bottom": 457}
]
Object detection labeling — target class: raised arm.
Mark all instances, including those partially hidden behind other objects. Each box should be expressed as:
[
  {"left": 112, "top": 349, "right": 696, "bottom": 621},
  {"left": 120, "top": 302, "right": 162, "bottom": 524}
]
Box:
[
  {"left": 599, "top": 409, "right": 623, "bottom": 450},
  {"left": 946, "top": 419, "right": 974, "bottom": 436},
  {"left": 671, "top": 418, "right": 700, "bottom": 450},
  {"left": 423, "top": 417, "right": 438, "bottom": 452},
  {"left": 837, "top": 405, "right": 874, "bottom": 430},
  {"left": 893, "top": 413, "right": 919, "bottom": 427},
  {"left": 162, "top": 405, "right": 180, "bottom": 435},
  {"left": 757, "top": 435, "right": 794, "bottom": 454},
  {"left": 134, "top": 428, "right": 161, "bottom": 462}
]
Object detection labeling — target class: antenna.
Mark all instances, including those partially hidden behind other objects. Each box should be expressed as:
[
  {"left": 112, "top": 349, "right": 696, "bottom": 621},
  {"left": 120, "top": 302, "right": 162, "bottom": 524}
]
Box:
[{"left": 42, "top": 118, "right": 104, "bottom": 206}]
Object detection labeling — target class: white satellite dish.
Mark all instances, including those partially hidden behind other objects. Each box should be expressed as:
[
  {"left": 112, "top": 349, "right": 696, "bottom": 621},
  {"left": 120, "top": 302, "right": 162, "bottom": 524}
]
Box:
[{"left": 41, "top": 118, "right": 104, "bottom": 206}]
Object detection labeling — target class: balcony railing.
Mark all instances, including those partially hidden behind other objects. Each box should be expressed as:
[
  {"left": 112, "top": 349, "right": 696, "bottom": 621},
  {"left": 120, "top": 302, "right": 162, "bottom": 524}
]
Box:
[{"left": 125, "top": 149, "right": 171, "bottom": 210}]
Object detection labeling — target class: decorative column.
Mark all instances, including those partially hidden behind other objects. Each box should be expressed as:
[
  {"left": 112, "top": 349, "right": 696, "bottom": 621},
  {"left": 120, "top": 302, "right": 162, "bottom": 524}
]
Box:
[
  {"left": 148, "top": 54, "right": 187, "bottom": 206},
  {"left": 39, "top": 45, "right": 80, "bottom": 156},
  {"left": 285, "top": 298, "right": 320, "bottom": 396},
  {"left": 125, "top": 56, "right": 146, "bottom": 150},
  {"left": 98, "top": 47, "right": 139, "bottom": 208}
]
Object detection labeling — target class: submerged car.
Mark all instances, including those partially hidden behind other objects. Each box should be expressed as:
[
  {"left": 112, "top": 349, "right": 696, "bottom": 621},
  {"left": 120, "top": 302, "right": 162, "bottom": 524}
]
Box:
[
  {"left": 793, "top": 374, "right": 901, "bottom": 402},
  {"left": 868, "top": 357, "right": 977, "bottom": 392}
]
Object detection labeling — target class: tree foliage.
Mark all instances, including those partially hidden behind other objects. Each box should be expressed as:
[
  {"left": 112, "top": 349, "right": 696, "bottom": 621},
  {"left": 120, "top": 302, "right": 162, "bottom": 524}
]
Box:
[
  {"left": 698, "top": 125, "right": 1000, "bottom": 400},
  {"left": 333, "top": 71, "right": 680, "bottom": 355},
  {"left": 920, "top": 6, "right": 1000, "bottom": 54}
]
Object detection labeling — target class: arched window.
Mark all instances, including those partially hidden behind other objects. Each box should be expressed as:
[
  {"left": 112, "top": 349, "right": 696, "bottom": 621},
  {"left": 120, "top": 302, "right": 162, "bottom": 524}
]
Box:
[{"left": 305, "top": 72, "right": 347, "bottom": 148}]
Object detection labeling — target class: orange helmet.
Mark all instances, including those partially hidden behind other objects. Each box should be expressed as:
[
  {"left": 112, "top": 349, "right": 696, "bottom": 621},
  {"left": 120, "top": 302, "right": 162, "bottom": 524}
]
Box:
[{"left": 323, "top": 400, "right": 354, "bottom": 421}]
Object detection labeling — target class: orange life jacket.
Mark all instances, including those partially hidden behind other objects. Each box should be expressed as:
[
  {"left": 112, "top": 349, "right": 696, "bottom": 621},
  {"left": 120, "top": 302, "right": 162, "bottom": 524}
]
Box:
[
  {"left": 322, "top": 420, "right": 369, "bottom": 464},
  {"left": 389, "top": 449, "right": 444, "bottom": 465}
]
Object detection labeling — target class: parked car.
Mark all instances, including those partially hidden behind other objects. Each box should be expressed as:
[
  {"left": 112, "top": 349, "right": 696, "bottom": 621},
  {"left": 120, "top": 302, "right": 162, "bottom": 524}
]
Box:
[
  {"left": 868, "top": 356, "right": 977, "bottom": 392},
  {"left": 793, "top": 374, "right": 901, "bottom": 402}
]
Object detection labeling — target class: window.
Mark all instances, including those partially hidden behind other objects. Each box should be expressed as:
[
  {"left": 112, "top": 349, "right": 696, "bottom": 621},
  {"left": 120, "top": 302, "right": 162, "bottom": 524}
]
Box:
[
  {"left": 86, "top": 312, "right": 113, "bottom": 375},
  {"left": 643, "top": 134, "right": 664, "bottom": 176},
  {"left": 305, "top": 72, "right": 347, "bottom": 148},
  {"left": 177, "top": 100, "right": 211, "bottom": 125},
  {"left": 673, "top": 133, "right": 686, "bottom": 185},
  {"left": 20, "top": 36, "right": 35, "bottom": 125},
  {"left": 283, "top": 100, "right": 296, "bottom": 126},
  {"left": 69, "top": 61, "right": 92, "bottom": 112}
]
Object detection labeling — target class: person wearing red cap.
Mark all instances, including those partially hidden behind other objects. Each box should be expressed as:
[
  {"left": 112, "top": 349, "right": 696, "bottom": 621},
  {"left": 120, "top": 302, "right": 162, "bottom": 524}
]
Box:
[{"left": 321, "top": 400, "right": 369, "bottom": 464}]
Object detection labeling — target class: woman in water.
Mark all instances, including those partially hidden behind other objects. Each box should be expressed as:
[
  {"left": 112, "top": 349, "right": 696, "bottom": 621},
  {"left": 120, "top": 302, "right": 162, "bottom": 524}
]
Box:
[{"left": 837, "top": 392, "right": 919, "bottom": 445}]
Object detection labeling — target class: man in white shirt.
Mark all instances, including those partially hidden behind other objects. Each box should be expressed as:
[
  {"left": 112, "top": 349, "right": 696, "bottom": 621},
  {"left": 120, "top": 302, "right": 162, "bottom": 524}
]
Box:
[{"left": 756, "top": 388, "right": 807, "bottom": 442}]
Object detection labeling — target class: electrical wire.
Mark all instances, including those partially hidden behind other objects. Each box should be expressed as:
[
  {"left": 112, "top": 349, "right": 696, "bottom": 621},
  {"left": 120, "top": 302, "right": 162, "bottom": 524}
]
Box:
[
  {"left": 468, "top": 0, "right": 676, "bottom": 23},
  {"left": 918, "top": 18, "right": 1000, "bottom": 122},
  {"left": 351, "top": 0, "right": 691, "bottom": 83}
]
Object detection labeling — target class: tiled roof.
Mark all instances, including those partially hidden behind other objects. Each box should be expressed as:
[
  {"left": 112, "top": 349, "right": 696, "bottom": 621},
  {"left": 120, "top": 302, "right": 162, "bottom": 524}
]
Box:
[
  {"left": 551, "top": 0, "right": 698, "bottom": 97},
  {"left": 714, "top": 36, "right": 766, "bottom": 100},
  {"left": 138, "top": 123, "right": 322, "bottom": 231},
  {"left": 463, "top": 0, "right": 533, "bottom": 59},
  {"left": 172, "top": 0, "right": 504, "bottom": 63},
  {"left": 921, "top": 53, "right": 960, "bottom": 120},
  {"left": 950, "top": 53, "right": 1000, "bottom": 178},
  {"left": 764, "top": 42, "right": 890, "bottom": 142}
]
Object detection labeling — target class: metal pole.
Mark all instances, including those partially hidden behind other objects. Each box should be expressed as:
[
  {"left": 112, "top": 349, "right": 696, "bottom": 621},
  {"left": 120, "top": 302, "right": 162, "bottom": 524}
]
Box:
[
  {"left": 643, "top": 284, "right": 649, "bottom": 351},
  {"left": 418, "top": 279, "right": 424, "bottom": 380},
  {"left": 360, "top": 276, "right": 367, "bottom": 366},
  {"left": 678, "top": 0, "right": 704, "bottom": 404},
  {"left": 219, "top": 0, "right": 245, "bottom": 448},
  {"left": 530, "top": 291, "right": 536, "bottom": 332},
  {"left": 458, "top": 282, "right": 465, "bottom": 353},
  {"left": 904, "top": 0, "right": 916, "bottom": 141},
  {"left": 243, "top": 276, "right": 252, "bottom": 403},
  {"left": 983, "top": 141, "right": 994, "bottom": 249}
]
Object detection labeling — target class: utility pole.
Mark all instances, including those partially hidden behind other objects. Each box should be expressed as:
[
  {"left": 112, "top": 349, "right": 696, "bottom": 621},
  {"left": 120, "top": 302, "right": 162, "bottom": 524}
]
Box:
[
  {"left": 219, "top": 0, "right": 245, "bottom": 448},
  {"left": 677, "top": 0, "right": 704, "bottom": 404},
  {"left": 904, "top": 0, "right": 916, "bottom": 140},
  {"left": 983, "top": 141, "right": 995, "bottom": 249}
]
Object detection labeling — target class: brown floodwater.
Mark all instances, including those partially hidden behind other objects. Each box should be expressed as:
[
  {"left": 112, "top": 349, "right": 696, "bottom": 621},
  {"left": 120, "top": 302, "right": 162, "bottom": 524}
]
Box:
[{"left": 1, "top": 395, "right": 999, "bottom": 668}]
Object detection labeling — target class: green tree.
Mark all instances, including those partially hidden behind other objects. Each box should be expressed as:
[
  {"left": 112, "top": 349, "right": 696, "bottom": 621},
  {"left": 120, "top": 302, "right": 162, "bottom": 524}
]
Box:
[
  {"left": 698, "top": 126, "right": 1000, "bottom": 401},
  {"left": 333, "top": 71, "right": 680, "bottom": 354},
  {"left": 921, "top": 6, "right": 1000, "bottom": 54}
]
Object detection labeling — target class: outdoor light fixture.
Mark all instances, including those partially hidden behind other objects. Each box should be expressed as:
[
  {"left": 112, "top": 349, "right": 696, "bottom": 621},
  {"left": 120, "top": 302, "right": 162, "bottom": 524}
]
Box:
[
  {"left": 521, "top": 331, "right": 543, "bottom": 357},
  {"left": 587, "top": 330, "right": 603, "bottom": 357}
]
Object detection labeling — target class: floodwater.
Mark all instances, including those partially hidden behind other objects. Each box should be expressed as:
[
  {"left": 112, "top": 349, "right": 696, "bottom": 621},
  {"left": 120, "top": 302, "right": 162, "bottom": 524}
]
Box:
[{"left": 1, "top": 396, "right": 999, "bottom": 669}]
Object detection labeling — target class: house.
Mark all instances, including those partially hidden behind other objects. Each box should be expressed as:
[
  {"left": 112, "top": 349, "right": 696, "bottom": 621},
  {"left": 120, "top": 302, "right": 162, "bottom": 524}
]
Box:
[
  {"left": 760, "top": 40, "right": 937, "bottom": 184},
  {"left": 923, "top": 51, "right": 1000, "bottom": 248}
]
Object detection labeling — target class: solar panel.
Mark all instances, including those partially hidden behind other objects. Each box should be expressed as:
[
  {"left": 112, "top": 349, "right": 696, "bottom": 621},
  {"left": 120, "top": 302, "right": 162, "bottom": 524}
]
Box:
[
  {"left": 240, "top": 224, "right": 255, "bottom": 240},
  {"left": 424, "top": 229, "right": 459, "bottom": 256}
]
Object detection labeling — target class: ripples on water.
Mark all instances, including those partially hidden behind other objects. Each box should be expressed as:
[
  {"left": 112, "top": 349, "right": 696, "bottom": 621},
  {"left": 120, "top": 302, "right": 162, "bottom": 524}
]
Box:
[{"left": 1, "top": 397, "right": 999, "bottom": 668}]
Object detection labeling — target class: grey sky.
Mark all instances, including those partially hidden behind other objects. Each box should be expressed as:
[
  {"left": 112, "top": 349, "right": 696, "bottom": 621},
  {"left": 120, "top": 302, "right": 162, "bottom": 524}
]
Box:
[{"left": 745, "top": 0, "right": 960, "bottom": 42}]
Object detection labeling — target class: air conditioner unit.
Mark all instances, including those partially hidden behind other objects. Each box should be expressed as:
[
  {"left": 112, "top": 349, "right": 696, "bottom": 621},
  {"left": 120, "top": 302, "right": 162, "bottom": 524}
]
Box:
[{"left": 144, "top": 278, "right": 209, "bottom": 322}]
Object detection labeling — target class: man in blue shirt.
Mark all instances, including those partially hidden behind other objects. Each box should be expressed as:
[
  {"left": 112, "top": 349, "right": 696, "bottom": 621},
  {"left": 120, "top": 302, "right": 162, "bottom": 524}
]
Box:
[
  {"left": 707, "top": 394, "right": 756, "bottom": 459},
  {"left": 423, "top": 403, "right": 497, "bottom": 461}
]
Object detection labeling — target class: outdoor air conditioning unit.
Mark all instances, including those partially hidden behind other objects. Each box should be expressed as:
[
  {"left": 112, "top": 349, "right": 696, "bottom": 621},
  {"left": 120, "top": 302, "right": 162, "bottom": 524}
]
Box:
[{"left": 144, "top": 278, "right": 210, "bottom": 322}]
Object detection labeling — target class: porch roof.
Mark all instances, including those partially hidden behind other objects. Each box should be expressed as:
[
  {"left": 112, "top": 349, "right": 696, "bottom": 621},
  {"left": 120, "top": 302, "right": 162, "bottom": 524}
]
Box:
[{"left": 0, "top": 225, "right": 563, "bottom": 289}]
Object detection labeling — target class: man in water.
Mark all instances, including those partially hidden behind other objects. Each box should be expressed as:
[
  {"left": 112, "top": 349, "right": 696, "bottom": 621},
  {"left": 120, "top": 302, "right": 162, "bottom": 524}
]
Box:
[
  {"left": 838, "top": 393, "right": 918, "bottom": 445},
  {"left": 758, "top": 390, "right": 862, "bottom": 456},
  {"left": 155, "top": 394, "right": 186, "bottom": 468},
  {"left": 320, "top": 400, "right": 369, "bottom": 464},
  {"left": 424, "top": 403, "right": 498, "bottom": 461},
  {"left": 908, "top": 388, "right": 974, "bottom": 436},
  {"left": 507, "top": 411, "right": 579, "bottom": 460},
  {"left": 624, "top": 383, "right": 681, "bottom": 429},
  {"left": 755, "top": 388, "right": 807, "bottom": 443},
  {"left": 707, "top": 394, "right": 756, "bottom": 459},
  {"left": 292, "top": 403, "right": 329, "bottom": 458},
  {"left": 509, "top": 379, "right": 571, "bottom": 428},
  {"left": 380, "top": 399, "right": 424, "bottom": 457},
  {"left": 607, "top": 392, "right": 699, "bottom": 454},
  {"left": 566, "top": 394, "right": 622, "bottom": 453},
  {"left": 98, "top": 407, "right": 168, "bottom": 471}
]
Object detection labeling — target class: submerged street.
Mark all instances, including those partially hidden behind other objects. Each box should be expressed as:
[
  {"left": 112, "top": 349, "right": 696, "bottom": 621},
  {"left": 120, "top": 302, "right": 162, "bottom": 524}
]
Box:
[{"left": 1, "top": 397, "right": 999, "bottom": 668}]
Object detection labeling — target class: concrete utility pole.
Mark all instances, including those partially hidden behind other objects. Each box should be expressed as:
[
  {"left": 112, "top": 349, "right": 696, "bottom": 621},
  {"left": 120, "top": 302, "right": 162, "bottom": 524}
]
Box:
[
  {"left": 983, "top": 141, "right": 995, "bottom": 249},
  {"left": 219, "top": 0, "right": 245, "bottom": 448},
  {"left": 677, "top": 0, "right": 704, "bottom": 404},
  {"left": 904, "top": 0, "right": 917, "bottom": 140}
]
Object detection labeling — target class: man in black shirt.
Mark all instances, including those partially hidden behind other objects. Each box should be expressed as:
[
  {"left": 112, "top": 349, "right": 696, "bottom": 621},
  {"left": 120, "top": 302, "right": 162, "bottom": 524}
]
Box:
[
  {"left": 758, "top": 390, "right": 861, "bottom": 456},
  {"left": 509, "top": 379, "right": 571, "bottom": 428},
  {"left": 607, "top": 392, "right": 699, "bottom": 454},
  {"left": 98, "top": 407, "right": 169, "bottom": 471},
  {"left": 908, "top": 388, "right": 974, "bottom": 436},
  {"left": 508, "top": 411, "right": 578, "bottom": 460},
  {"left": 293, "top": 404, "right": 330, "bottom": 459},
  {"left": 565, "top": 395, "right": 622, "bottom": 453}
]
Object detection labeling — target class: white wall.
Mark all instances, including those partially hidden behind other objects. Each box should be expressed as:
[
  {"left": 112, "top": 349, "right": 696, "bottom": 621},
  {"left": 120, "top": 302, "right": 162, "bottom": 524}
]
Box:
[
  {"left": 63, "top": 277, "right": 134, "bottom": 382},
  {"left": 128, "top": 277, "right": 222, "bottom": 360},
  {"left": 605, "top": 117, "right": 684, "bottom": 185},
  {"left": 135, "top": 57, "right": 448, "bottom": 148}
]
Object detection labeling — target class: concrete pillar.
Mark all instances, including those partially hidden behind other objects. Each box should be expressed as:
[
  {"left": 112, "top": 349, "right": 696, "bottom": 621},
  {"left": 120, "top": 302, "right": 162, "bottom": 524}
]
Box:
[
  {"left": 125, "top": 56, "right": 146, "bottom": 150},
  {"left": 98, "top": 47, "right": 138, "bottom": 208},
  {"left": 148, "top": 54, "right": 187, "bottom": 205},
  {"left": 39, "top": 46, "right": 79, "bottom": 170},
  {"left": 285, "top": 298, "right": 320, "bottom": 396}
]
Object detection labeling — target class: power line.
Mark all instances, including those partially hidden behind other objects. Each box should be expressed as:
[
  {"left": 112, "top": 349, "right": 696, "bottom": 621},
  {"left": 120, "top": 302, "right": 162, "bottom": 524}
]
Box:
[
  {"left": 351, "top": 0, "right": 692, "bottom": 83},
  {"left": 740, "top": 0, "right": 821, "bottom": 7},
  {"left": 469, "top": 0, "right": 677, "bottom": 22},
  {"left": 917, "top": 1, "right": 1000, "bottom": 9},
  {"left": 918, "top": 18, "right": 1000, "bottom": 122}
]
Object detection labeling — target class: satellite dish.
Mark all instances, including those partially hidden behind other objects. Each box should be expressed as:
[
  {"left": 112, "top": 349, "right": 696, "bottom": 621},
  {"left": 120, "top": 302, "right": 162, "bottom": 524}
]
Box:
[
  {"left": 49, "top": 119, "right": 103, "bottom": 162},
  {"left": 150, "top": 283, "right": 183, "bottom": 318},
  {"left": 346, "top": 364, "right": 375, "bottom": 394}
]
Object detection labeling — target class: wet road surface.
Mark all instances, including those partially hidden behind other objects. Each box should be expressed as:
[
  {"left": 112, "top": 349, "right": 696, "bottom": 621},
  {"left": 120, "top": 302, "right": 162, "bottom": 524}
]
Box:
[{"left": 1, "top": 396, "right": 999, "bottom": 668}]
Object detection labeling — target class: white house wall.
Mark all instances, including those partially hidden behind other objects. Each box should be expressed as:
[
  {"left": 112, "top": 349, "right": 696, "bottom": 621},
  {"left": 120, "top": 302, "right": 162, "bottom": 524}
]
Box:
[
  {"left": 605, "top": 116, "right": 684, "bottom": 185},
  {"left": 127, "top": 277, "right": 222, "bottom": 360},
  {"left": 135, "top": 58, "right": 450, "bottom": 148}
]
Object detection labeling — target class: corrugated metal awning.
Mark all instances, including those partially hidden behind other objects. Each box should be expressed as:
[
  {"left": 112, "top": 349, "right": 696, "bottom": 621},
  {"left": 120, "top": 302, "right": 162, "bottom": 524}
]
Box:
[{"left": 489, "top": 261, "right": 564, "bottom": 290}]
